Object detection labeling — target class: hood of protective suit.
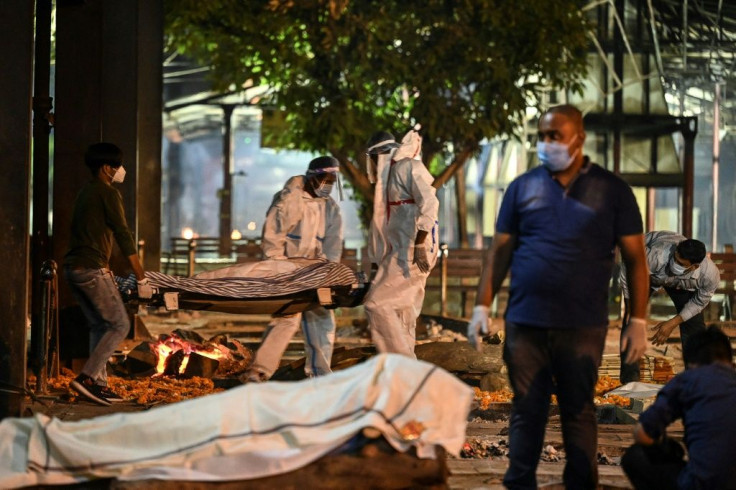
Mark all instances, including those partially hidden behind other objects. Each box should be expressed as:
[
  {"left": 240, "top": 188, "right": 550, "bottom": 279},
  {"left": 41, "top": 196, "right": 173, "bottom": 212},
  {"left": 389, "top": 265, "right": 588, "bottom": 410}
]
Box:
[{"left": 393, "top": 124, "right": 422, "bottom": 162}]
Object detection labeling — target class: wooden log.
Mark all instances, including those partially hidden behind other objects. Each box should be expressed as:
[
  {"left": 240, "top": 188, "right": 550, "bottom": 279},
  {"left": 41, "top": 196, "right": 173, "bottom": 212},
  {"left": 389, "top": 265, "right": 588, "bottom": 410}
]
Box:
[
  {"left": 85, "top": 442, "right": 450, "bottom": 489},
  {"left": 182, "top": 352, "right": 220, "bottom": 379},
  {"left": 124, "top": 342, "right": 157, "bottom": 377}
]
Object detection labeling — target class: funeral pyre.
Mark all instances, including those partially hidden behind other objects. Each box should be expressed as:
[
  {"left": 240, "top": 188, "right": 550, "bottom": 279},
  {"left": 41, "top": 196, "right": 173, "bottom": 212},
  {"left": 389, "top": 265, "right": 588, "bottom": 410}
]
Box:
[
  {"left": 44, "top": 330, "right": 253, "bottom": 406},
  {"left": 124, "top": 329, "right": 253, "bottom": 379}
]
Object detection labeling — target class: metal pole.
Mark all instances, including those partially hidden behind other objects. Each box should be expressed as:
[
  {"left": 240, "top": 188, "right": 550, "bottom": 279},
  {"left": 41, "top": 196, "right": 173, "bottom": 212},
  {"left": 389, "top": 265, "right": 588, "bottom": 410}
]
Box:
[
  {"left": 36, "top": 260, "right": 58, "bottom": 395},
  {"left": 712, "top": 82, "right": 721, "bottom": 251},
  {"left": 682, "top": 119, "right": 697, "bottom": 237},
  {"left": 219, "top": 105, "right": 235, "bottom": 256},
  {"left": 439, "top": 243, "right": 449, "bottom": 317},
  {"left": 188, "top": 239, "right": 197, "bottom": 277},
  {"left": 612, "top": 0, "right": 625, "bottom": 175},
  {"left": 30, "top": 0, "right": 54, "bottom": 389}
]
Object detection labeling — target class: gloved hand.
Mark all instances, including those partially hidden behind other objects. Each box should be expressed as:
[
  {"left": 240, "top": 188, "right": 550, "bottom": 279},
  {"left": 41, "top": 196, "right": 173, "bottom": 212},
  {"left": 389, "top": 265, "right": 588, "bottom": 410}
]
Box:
[
  {"left": 468, "top": 305, "right": 492, "bottom": 352},
  {"left": 621, "top": 317, "right": 648, "bottom": 364},
  {"left": 413, "top": 245, "right": 430, "bottom": 273},
  {"left": 137, "top": 277, "right": 153, "bottom": 299}
]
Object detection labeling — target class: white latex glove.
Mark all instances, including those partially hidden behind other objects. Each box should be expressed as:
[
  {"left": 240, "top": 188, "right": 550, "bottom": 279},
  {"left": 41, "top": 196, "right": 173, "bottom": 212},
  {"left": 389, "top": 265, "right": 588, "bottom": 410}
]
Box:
[
  {"left": 468, "top": 305, "right": 491, "bottom": 352},
  {"left": 621, "top": 317, "right": 648, "bottom": 364},
  {"left": 413, "top": 245, "right": 430, "bottom": 273},
  {"left": 137, "top": 277, "right": 153, "bottom": 299}
]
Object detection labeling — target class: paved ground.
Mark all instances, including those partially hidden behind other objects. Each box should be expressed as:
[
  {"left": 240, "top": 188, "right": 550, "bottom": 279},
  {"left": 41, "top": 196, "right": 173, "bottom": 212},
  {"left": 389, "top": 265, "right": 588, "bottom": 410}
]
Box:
[{"left": 24, "top": 307, "right": 695, "bottom": 489}]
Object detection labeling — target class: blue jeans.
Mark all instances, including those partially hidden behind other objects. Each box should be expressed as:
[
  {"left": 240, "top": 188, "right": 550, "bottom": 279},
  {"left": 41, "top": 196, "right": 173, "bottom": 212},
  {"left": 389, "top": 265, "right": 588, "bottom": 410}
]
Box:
[
  {"left": 502, "top": 322, "right": 608, "bottom": 490},
  {"left": 64, "top": 265, "right": 130, "bottom": 386}
]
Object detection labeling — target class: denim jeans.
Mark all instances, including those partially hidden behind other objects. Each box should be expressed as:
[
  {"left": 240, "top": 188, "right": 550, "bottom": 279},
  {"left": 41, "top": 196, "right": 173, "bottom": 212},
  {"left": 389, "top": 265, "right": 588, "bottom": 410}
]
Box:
[
  {"left": 620, "top": 287, "right": 706, "bottom": 383},
  {"left": 502, "top": 322, "right": 608, "bottom": 490},
  {"left": 64, "top": 265, "right": 130, "bottom": 386}
]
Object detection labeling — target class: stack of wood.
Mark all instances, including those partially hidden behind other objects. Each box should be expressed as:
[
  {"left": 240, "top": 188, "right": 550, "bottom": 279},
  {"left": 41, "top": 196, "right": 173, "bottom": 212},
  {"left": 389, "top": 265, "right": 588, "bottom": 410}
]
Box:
[
  {"left": 599, "top": 354, "right": 675, "bottom": 383},
  {"left": 652, "top": 357, "right": 676, "bottom": 383}
]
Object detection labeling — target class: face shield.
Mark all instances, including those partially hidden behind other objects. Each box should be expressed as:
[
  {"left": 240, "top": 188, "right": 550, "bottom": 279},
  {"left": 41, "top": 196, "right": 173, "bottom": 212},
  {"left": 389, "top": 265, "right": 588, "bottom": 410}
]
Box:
[
  {"left": 306, "top": 166, "right": 342, "bottom": 200},
  {"left": 365, "top": 138, "right": 400, "bottom": 184}
]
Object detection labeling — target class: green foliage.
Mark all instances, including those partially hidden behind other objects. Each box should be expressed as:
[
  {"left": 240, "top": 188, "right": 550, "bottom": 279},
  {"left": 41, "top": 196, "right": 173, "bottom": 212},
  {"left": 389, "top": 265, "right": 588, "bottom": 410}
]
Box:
[{"left": 165, "top": 0, "right": 590, "bottom": 220}]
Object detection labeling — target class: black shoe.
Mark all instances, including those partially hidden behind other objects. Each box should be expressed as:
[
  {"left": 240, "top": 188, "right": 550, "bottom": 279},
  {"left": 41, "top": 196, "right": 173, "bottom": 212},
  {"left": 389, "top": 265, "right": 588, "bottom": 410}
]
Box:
[
  {"left": 70, "top": 375, "right": 112, "bottom": 406},
  {"left": 98, "top": 386, "right": 124, "bottom": 402}
]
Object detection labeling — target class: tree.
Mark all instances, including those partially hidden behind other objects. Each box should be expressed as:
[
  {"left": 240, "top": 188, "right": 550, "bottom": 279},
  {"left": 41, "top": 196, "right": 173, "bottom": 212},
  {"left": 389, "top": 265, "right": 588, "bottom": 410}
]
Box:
[{"left": 165, "top": 0, "right": 589, "bottom": 226}]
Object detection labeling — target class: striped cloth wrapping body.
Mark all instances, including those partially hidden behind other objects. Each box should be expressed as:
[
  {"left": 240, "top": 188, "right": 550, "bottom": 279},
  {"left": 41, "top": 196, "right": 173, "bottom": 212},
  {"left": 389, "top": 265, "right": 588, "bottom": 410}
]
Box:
[{"left": 145, "top": 261, "right": 359, "bottom": 298}]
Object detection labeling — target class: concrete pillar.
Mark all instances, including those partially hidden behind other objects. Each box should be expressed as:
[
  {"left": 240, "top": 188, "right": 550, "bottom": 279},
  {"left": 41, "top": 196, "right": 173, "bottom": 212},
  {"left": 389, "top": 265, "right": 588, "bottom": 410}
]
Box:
[
  {"left": 0, "top": 0, "right": 34, "bottom": 419},
  {"left": 54, "top": 0, "right": 163, "bottom": 308},
  {"left": 136, "top": 0, "right": 164, "bottom": 272}
]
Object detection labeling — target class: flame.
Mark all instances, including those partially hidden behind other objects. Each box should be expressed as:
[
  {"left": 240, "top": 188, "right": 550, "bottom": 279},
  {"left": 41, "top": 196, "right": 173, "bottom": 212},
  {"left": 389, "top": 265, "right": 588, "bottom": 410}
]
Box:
[{"left": 152, "top": 335, "right": 227, "bottom": 376}]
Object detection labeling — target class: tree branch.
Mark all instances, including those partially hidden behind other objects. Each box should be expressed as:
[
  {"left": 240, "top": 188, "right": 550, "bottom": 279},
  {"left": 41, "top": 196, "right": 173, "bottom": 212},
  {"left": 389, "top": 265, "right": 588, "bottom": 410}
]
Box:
[{"left": 432, "top": 148, "right": 474, "bottom": 189}]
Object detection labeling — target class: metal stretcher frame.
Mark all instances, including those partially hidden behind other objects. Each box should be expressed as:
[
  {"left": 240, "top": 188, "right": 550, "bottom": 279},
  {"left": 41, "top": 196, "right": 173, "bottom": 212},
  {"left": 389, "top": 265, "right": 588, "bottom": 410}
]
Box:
[
  {"left": 124, "top": 260, "right": 370, "bottom": 316},
  {"left": 146, "top": 282, "right": 369, "bottom": 316}
]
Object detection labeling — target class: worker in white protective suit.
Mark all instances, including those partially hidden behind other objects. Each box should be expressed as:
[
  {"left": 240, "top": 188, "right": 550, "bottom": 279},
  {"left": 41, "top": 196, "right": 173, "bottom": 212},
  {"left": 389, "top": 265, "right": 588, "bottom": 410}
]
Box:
[
  {"left": 363, "top": 126, "right": 439, "bottom": 358},
  {"left": 242, "top": 156, "right": 343, "bottom": 382}
]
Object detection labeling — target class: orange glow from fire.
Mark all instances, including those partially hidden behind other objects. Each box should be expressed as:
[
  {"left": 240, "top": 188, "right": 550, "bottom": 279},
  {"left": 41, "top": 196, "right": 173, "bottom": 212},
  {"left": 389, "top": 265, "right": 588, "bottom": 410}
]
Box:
[{"left": 152, "top": 335, "right": 227, "bottom": 376}]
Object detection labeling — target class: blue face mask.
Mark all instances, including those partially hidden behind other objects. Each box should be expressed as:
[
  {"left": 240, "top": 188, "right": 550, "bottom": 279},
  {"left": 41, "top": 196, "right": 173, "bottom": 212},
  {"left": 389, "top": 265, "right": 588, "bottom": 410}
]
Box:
[{"left": 537, "top": 136, "right": 578, "bottom": 172}]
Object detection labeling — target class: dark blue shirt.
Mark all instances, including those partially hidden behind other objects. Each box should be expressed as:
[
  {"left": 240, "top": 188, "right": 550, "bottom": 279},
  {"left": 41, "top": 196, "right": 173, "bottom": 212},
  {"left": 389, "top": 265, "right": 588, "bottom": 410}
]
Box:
[
  {"left": 638, "top": 364, "right": 736, "bottom": 489},
  {"left": 496, "top": 160, "right": 642, "bottom": 328}
]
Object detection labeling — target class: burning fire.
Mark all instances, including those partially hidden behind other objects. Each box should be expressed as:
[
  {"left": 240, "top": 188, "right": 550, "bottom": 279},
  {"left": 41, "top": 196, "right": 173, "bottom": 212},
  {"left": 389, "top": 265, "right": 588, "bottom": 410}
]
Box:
[{"left": 152, "top": 335, "right": 227, "bottom": 376}]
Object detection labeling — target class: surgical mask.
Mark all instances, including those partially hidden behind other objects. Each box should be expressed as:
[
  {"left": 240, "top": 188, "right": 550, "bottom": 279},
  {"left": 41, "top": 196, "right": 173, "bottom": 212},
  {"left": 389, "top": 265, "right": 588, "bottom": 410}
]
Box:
[
  {"left": 537, "top": 136, "right": 578, "bottom": 172},
  {"left": 314, "top": 181, "right": 333, "bottom": 198},
  {"left": 108, "top": 165, "right": 126, "bottom": 184},
  {"left": 669, "top": 256, "right": 688, "bottom": 275}
]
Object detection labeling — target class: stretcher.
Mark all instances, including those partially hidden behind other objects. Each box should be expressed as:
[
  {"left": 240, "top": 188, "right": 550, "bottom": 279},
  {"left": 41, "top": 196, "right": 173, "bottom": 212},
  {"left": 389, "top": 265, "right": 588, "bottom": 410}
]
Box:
[{"left": 121, "top": 259, "right": 369, "bottom": 316}]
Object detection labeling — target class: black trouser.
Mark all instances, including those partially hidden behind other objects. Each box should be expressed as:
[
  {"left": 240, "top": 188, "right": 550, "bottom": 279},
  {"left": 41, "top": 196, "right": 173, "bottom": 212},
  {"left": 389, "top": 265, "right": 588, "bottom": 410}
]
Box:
[
  {"left": 620, "top": 287, "right": 706, "bottom": 384},
  {"left": 502, "top": 322, "right": 608, "bottom": 490},
  {"left": 621, "top": 439, "right": 686, "bottom": 489}
]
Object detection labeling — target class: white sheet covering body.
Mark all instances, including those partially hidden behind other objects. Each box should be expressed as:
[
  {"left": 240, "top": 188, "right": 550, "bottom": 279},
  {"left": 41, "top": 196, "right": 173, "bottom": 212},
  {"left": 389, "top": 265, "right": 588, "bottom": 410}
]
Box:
[
  {"left": 146, "top": 258, "right": 358, "bottom": 298},
  {"left": 0, "top": 354, "right": 473, "bottom": 488}
]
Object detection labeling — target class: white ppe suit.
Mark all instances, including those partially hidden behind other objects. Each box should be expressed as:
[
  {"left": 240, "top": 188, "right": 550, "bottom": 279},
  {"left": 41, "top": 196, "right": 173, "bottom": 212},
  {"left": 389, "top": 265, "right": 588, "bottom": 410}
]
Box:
[
  {"left": 250, "top": 175, "right": 343, "bottom": 378},
  {"left": 364, "top": 130, "right": 439, "bottom": 358}
]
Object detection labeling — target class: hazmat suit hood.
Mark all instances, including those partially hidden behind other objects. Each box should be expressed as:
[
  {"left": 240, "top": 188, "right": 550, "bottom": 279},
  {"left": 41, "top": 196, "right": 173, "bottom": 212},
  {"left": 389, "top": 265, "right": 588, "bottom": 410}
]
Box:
[{"left": 392, "top": 124, "right": 422, "bottom": 162}]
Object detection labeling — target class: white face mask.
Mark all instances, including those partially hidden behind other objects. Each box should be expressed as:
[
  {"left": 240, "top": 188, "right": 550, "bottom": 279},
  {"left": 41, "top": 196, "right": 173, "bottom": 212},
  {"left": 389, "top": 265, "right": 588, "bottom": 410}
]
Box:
[
  {"left": 669, "top": 255, "right": 688, "bottom": 275},
  {"left": 108, "top": 165, "right": 126, "bottom": 184},
  {"left": 314, "top": 181, "right": 333, "bottom": 198}
]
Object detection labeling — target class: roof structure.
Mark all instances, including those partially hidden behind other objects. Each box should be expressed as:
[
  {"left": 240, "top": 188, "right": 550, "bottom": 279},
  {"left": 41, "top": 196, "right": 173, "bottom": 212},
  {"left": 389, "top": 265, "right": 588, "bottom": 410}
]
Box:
[{"left": 648, "top": 0, "right": 736, "bottom": 128}]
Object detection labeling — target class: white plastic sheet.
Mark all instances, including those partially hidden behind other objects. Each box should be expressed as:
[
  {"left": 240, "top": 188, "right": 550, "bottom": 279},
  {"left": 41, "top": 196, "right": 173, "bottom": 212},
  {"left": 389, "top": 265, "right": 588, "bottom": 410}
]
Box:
[{"left": 0, "top": 354, "right": 473, "bottom": 488}]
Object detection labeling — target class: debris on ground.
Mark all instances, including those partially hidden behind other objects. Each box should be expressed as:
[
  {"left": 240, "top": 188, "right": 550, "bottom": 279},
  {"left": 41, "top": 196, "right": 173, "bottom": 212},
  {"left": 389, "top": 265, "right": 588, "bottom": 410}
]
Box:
[
  {"left": 460, "top": 438, "right": 509, "bottom": 459},
  {"left": 472, "top": 376, "right": 632, "bottom": 410},
  {"left": 47, "top": 368, "right": 223, "bottom": 406}
]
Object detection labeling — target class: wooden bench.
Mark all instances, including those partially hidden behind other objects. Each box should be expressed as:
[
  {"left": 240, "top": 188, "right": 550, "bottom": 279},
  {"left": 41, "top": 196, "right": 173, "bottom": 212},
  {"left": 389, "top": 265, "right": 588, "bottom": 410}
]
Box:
[
  {"left": 427, "top": 247, "right": 487, "bottom": 318},
  {"left": 164, "top": 237, "right": 262, "bottom": 276},
  {"left": 710, "top": 251, "right": 736, "bottom": 321},
  {"left": 162, "top": 238, "right": 362, "bottom": 277}
]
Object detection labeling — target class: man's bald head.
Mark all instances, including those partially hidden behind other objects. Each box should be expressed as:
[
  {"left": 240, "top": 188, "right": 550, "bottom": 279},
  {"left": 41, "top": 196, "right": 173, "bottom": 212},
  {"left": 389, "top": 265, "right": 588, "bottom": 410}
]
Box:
[{"left": 545, "top": 104, "right": 584, "bottom": 131}]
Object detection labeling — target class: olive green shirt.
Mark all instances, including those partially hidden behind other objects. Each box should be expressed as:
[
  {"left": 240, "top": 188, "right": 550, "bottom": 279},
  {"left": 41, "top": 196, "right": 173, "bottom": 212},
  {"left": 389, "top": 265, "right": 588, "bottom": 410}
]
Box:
[{"left": 64, "top": 180, "right": 137, "bottom": 269}]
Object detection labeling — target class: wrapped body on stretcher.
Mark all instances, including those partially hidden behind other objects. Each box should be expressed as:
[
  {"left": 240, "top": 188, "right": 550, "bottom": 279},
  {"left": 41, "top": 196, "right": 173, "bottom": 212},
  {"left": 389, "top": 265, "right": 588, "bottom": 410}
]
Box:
[{"left": 117, "top": 258, "right": 369, "bottom": 315}]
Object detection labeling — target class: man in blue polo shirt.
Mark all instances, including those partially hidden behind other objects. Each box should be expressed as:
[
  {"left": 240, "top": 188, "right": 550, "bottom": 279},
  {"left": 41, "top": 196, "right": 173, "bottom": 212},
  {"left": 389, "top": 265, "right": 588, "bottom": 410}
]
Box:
[{"left": 467, "top": 104, "right": 650, "bottom": 489}]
